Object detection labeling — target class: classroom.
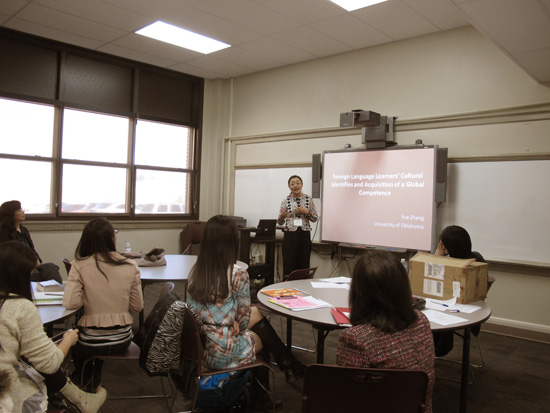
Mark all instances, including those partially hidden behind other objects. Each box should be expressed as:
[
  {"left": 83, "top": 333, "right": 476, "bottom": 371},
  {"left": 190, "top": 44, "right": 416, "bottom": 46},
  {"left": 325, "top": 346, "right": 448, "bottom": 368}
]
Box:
[{"left": 1, "top": 1, "right": 549, "bottom": 412}]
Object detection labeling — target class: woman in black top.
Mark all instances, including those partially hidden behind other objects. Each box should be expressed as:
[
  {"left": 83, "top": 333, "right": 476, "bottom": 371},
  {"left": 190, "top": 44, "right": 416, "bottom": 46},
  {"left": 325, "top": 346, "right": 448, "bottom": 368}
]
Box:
[{"left": 0, "top": 200, "right": 61, "bottom": 283}]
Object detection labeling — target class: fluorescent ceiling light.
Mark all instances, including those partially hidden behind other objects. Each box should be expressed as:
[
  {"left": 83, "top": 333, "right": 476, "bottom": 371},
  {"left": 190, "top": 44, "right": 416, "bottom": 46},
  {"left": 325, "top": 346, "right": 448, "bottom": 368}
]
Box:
[
  {"left": 136, "top": 21, "right": 230, "bottom": 54},
  {"left": 329, "top": 0, "right": 388, "bottom": 12}
]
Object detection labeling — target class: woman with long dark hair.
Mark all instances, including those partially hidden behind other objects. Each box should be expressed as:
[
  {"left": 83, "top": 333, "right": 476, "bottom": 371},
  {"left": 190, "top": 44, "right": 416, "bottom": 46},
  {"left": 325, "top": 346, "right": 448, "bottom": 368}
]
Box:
[
  {"left": 187, "top": 215, "right": 306, "bottom": 411},
  {"left": 0, "top": 241, "right": 106, "bottom": 412},
  {"left": 63, "top": 218, "right": 144, "bottom": 392},
  {"left": 336, "top": 250, "right": 435, "bottom": 413},
  {"left": 0, "top": 200, "right": 62, "bottom": 283}
]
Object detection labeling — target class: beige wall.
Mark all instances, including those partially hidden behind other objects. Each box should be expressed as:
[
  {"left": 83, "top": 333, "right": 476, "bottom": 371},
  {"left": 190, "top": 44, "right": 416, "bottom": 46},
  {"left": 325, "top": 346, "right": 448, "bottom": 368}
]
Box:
[{"left": 200, "top": 26, "right": 550, "bottom": 341}]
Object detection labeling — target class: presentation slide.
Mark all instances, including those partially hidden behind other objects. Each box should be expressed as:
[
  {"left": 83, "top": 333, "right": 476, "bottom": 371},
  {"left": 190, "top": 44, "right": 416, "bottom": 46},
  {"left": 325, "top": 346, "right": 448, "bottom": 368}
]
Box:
[{"left": 321, "top": 147, "right": 437, "bottom": 251}]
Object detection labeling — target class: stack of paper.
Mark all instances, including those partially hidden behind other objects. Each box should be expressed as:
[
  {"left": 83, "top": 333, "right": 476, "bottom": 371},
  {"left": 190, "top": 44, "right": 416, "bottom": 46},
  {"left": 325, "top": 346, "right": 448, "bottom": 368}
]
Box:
[
  {"left": 33, "top": 291, "right": 64, "bottom": 305},
  {"left": 268, "top": 295, "right": 332, "bottom": 311},
  {"left": 36, "top": 279, "right": 64, "bottom": 292}
]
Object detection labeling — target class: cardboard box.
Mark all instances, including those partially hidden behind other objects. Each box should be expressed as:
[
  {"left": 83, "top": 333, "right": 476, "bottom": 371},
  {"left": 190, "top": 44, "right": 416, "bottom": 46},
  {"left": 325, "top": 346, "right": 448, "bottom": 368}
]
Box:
[{"left": 409, "top": 252, "right": 488, "bottom": 304}]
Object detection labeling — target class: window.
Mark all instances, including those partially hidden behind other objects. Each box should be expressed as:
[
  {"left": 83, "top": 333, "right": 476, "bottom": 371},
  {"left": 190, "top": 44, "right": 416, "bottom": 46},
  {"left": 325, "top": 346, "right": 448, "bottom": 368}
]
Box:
[{"left": 0, "top": 97, "right": 195, "bottom": 217}]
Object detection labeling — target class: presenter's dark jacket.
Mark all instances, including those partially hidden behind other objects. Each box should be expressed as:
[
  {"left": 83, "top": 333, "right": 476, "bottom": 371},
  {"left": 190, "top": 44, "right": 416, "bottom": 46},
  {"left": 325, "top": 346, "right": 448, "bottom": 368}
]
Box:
[{"left": 0, "top": 224, "right": 42, "bottom": 263}]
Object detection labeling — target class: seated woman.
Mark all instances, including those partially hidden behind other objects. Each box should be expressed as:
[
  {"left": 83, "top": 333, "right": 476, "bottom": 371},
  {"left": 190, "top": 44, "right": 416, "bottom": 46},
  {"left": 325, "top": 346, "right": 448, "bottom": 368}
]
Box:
[
  {"left": 186, "top": 215, "right": 306, "bottom": 412},
  {"left": 0, "top": 241, "right": 106, "bottom": 412},
  {"left": 63, "top": 218, "right": 144, "bottom": 392},
  {"left": 436, "top": 225, "right": 486, "bottom": 262},
  {"left": 336, "top": 250, "right": 435, "bottom": 413},
  {"left": 433, "top": 225, "right": 487, "bottom": 356},
  {"left": 0, "top": 200, "right": 62, "bottom": 284}
]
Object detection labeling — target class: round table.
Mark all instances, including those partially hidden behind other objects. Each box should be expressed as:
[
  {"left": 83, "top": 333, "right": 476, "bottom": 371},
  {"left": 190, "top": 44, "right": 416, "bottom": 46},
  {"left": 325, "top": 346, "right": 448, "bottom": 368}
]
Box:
[{"left": 258, "top": 279, "right": 491, "bottom": 413}]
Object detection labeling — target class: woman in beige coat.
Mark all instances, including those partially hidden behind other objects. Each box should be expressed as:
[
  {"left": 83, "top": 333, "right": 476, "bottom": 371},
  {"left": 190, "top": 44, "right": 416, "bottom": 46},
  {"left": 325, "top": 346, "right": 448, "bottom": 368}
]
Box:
[{"left": 63, "top": 218, "right": 144, "bottom": 392}]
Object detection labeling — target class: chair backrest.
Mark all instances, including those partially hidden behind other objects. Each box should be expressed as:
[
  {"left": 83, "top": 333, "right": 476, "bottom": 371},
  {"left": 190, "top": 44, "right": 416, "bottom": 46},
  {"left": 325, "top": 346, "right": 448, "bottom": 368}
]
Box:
[
  {"left": 180, "top": 306, "right": 204, "bottom": 376},
  {"left": 302, "top": 365, "right": 428, "bottom": 413},
  {"left": 134, "top": 282, "right": 179, "bottom": 355},
  {"left": 286, "top": 267, "right": 317, "bottom": 282},
  {"left": 180, "top": 221, "right": 207, "bottom": 254},
  {"left": 61, "top": 258, "right": 72, "bottom": 276}
]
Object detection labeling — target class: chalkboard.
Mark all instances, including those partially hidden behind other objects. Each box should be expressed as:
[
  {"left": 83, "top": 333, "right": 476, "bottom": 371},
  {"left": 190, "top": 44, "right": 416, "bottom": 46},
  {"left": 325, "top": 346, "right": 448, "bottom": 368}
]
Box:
[
  {"left": 437, "top": 159, "right": 549, "bottom": 265},
  {"left": 234, "top": 159, "right": 550, "bottom": 265},
  {"left": 234, "top": 167, "right": 321, "bottom": 241}
]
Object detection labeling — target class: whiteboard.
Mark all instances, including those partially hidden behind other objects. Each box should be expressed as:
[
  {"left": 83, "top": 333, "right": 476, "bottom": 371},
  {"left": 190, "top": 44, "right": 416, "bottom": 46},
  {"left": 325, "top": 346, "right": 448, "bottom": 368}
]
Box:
[
  {"left": 437, "top": 160, "right": 550, "bottom": 265},
  {"left": 234, "top": 159, "right": 550, "bottom": 265},
  {"left": 234, "top": 167, "right": 321, "bottom": 241}
]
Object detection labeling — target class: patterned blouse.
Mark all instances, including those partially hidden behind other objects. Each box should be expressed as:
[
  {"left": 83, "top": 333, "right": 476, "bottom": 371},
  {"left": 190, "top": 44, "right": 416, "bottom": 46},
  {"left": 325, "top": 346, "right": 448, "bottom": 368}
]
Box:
[
  {"left": 278, "top": 194, "right": 319, "bottom": 231},
  {"left": 187, "top": 264, "right": 256, "bottom": 369},
  {"left": 336, "top": 310, "right": 435, "bottom": 413}
]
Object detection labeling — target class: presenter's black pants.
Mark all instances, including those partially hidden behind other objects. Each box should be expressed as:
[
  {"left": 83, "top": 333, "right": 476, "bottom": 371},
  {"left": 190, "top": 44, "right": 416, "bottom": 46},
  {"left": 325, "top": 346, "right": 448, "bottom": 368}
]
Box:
[{"left": 282, "top": 228, "right": 312, "bottom": 278}]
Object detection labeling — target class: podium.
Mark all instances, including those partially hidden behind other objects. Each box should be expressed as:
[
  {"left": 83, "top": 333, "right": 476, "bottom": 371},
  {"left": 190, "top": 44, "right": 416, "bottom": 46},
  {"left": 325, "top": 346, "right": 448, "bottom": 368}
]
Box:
[{"left": 238, "top": 227, "right": 276, "bottom": 287}]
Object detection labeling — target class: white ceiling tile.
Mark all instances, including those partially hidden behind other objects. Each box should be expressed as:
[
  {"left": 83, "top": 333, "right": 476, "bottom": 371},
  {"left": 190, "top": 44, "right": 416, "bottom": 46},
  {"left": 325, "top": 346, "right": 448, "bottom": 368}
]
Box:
[
  {"left": 401, "top": 0, "right": 468, "bottom": 30},
  {"left": 252, "top": 0, "right": 346, "bottom": 25},
  {"left": 110, "top": 33, "right": 203, "bottom": 61},
  {"left": 0, "top": 0, "right": 28, "bottom": 16},
  {"left": 308, "top": 14, "right": 393, "bottom": 49},
  {"left": 99, "top": 0, "right": 186, "bottom": 20},
  {"left": 34, "top": 0, "right": 151, "bottom": 32},
  {"left": 165, "top": 5, "right": 263, "bottom": 45},
  {"left": 193, "top": 0, "right": 300, "bottom": 35},
  {"left": 169, "top": 61, "right": 229, "bottom": 79},
  {"left": 97, "top": 43, "right": 179, "bottom": 68},
  {"left": 457, "top": 0, "right": 550, "bottom": 53},
  {"left": 5, "top": 18, "right": 104, "bottom": 50},
  {"left": 184, "top": 55, "right": 255, "bottom": 78},
  {"left": 240, "top": 37, "right": 317, "bottom": 65},
  {"left": 16, "top": 3, "right": 127, "bottom": 42},
  {"left": 353, "top": 0, "right": 439, "bottom": 40},
  {"left": 513, "top": 48, "right": 550, "bottom": 83},
  {"left": 273, "top": 26, "right": 352, "bottom": 57},
  {"left": 212, "top": 47, "right": 285, "bottom": 71}
]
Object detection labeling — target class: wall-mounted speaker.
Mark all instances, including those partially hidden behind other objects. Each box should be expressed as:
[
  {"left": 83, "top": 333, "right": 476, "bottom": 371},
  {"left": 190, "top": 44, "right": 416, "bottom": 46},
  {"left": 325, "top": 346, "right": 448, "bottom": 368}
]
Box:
[{"left": 312, "top": 154, "right": 321, "bottom": 198}]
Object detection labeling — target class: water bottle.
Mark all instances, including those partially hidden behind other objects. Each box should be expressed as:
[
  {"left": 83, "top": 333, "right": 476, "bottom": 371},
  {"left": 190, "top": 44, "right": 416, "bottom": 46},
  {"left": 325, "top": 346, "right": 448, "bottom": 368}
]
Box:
[
  {"left": 125, "top": 242, "right": 131, "bottom": 253},
  {"left": 401, "top": 258, "right": 408, "bottom": 273}
]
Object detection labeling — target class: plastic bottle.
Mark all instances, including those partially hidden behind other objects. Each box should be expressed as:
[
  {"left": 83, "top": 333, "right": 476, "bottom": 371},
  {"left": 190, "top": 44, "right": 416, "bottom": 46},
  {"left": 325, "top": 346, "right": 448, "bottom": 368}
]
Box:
[
  {"left": 401, "top": 258, "right": 408, "bottom": 273},
  {"left": 125, "top": 242, "right": 132, "bottom": 253}
]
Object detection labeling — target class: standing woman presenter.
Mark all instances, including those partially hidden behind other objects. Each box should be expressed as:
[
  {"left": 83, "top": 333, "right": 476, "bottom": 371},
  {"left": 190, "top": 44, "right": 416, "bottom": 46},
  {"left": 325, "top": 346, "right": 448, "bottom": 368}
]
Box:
[{"left": 277, "top": 175, "right": 318, "bottom": 279}]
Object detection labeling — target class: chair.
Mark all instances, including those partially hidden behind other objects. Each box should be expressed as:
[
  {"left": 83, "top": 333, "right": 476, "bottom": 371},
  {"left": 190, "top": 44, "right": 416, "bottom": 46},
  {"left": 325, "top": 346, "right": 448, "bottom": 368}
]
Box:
[
  {"left": 301, "top": 365, "right": 428, "bottom": 413},
  {"left": 80, "top": 282, "right": 176, "bottom": 408},
  {"left": 284, "top": 267, "right": 317, "bottom": 352},
  {"left": 178, "top": 306, "right": 276, "bottom": 412},
  {"left": 61, "top": 258, "right": 72, "bottom": 276},
  {"left": 179, "top": 221, "right": 206, "bottom": 255},
  {"left": 437, "top": 274, "right": 496, "bottom": 383}
]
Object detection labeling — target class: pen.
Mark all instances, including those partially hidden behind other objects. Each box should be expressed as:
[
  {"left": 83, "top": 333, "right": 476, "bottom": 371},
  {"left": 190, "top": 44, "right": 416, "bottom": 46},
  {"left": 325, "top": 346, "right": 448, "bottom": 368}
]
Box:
[
  {"left": 449, "top": 309, "right": 460, "bottom": 313},
  {"left": 45, "top": 293, "right": 64, "bottom": 296},
  {"left": 432, "top": 302, "right": 449, "bottom": 307}
]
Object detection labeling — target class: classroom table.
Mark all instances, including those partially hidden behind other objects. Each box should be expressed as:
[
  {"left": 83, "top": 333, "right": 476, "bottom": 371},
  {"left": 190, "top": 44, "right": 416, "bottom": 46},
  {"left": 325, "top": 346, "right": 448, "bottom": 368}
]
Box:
[
  {"left": 258, "top": 279, "right": 491, "bottom": 413},
  {"left": 32, "top": 282, "right": 80, "bottom": 336}
]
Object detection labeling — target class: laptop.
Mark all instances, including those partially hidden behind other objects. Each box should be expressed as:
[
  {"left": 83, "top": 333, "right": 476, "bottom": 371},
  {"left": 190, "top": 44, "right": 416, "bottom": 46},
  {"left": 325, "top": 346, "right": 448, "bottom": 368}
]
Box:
[{"left": 254, "top": 219, "right": 277, "bottom": 239}]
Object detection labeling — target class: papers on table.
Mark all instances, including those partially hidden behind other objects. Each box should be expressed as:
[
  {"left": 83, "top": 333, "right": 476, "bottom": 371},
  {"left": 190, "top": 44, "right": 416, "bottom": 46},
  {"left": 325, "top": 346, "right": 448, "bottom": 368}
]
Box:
[
  {"left": 261, "top": 287, "right": 308, "bottom": 297},
  {"left": 423, "top": 310, "right": 465, "bottom": 325},
  {"left": 267, "top": 295, "right": 332, "bottom": 312},
  {"left": 312, "top": 276, "right": 351, "bottom": 290},
  {"left": 424, "top": 297, "right": 481, "bottom": 314},
  {"left": 33, "top": 291, "right": 64, "bottom": 305}
]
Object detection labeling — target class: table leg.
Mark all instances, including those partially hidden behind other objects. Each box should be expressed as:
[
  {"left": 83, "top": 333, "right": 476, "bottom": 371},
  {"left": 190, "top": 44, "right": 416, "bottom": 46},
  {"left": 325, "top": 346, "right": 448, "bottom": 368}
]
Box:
[
  {"left": 316, "top": 328, "right": 325, "bottom": 364},
  {"left": 286, "top": 318, "right": 293, "bottom": 350},
  {"left": 460, "top": 327, "right": 471, "bottom": 413}
]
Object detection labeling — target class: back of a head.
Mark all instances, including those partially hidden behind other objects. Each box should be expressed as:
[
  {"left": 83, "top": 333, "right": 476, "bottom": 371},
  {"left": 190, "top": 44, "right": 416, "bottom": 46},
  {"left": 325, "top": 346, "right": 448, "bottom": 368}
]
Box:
[
  {"left": 0, "top": 241, "right": 36, "bottom": 300},
  {"left": 440, "top": 225, "right": 472, "bottom": 259},
  {"left": 190, "top": 215, "right": 239, "bottom": 303},
  {"left": 76, "top": 218, "right": 116, "bottom": 259},
  {"left": 349, "top": 250, "right": 416, "bottom": 332},
  {"left": 0, "top": 200, "right": 21, "bottom": 230}
]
